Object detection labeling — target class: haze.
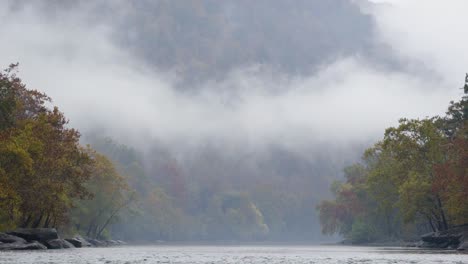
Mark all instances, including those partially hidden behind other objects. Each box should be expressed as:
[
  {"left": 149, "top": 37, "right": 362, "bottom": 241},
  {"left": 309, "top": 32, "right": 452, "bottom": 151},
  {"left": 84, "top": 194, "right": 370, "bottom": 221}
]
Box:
[{"left": 0, "top": 0, "right": 466, "bottom": 241}]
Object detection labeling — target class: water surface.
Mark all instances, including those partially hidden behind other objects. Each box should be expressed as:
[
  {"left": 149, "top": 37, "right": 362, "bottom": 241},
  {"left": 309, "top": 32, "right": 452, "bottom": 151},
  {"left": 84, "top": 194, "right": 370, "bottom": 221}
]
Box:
[{"left": 0, "top": 245, "right": 466, "bottom": 264}]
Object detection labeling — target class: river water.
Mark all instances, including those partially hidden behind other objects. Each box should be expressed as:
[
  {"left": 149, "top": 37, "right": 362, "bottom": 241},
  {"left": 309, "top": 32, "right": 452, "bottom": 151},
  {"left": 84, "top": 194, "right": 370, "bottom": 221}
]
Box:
[{"left": 0, "top": 245, "right": 466, "bottom": 264}]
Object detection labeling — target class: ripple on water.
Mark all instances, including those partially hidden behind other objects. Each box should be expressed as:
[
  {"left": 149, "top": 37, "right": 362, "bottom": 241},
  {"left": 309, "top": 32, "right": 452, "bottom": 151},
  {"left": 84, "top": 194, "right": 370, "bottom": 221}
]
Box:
[{"left": 0, "top": 246, "right": 466, "bottom": 264}]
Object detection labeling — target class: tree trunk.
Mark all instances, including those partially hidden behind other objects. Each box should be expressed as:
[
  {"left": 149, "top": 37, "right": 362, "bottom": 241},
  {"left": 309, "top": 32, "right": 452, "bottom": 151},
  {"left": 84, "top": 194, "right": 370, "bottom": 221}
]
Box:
[
  {"left": 427, "top": 216, "right": 436, "bottom": 232},
  {"left": 86, "top": 222, "right": 95, "bottom": 237},
  {"left": 96, "top": 194, "right": 135, "bottom": 239},
  {"left": 31, "top": 212, "right": 44, "bottom": 228},
  {"left": 21, "top": 214, "right": 32, "bottom": 228},
  {"left": 96, "top": 210, "right": 118, "bottom": 239},
  {"left": 43, "top": 214, "right": 51, "bottom": 228},
  {"left": 92, "top": 224, "right": 99, "bottom": 239},
  {"left": 436, "top": 196, "right": 448, "bottom": 230}
]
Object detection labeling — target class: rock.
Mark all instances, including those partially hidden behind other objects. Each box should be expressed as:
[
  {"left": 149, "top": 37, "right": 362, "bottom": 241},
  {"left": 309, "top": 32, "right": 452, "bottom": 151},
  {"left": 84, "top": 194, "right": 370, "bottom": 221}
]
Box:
[
  {"left": 116, "top": 240, "right": 126, "bottom": 245},
  {"left": 104, "top": 240, "right": 120, "bottom": 246},
  {"left": 0, "top": 233, "right": 26, "bottom": 244},
  {"left": 458, "top": 241, "right": 468, "bottom": 251},
  {"left": 0, "top": 243, "right": 21, "bottom": 250},
  {"left": 7, "top": 228, "right": 58, "bottom": 243},
  {"left": 45, "top": 239, "right": 75, "bottom": 249},
  {"left": 65, "top": 235, "right": 92, "bottom": 248},
  {"left": 421, "top": 232, "right": 462, "bottom": 246},
  {"left": 420, "top": 225, "right": 468, "bottom": 249},
  {"left": 87, "top": 238, "right": 106, "bottom": 247},
  {"left": 402, "top": 241, "right": 420, "bottom": 247},
  {"left": 20, "top": 242, "right": 48, "bottom": 250},
  {"left": 0, "top": 241, "right": 47, "bottom": 250}
]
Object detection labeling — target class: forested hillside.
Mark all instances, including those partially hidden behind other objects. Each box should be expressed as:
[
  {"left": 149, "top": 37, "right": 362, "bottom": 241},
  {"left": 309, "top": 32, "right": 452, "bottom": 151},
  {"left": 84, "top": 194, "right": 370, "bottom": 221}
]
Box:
[
  {"left": 84, "top": 134, "right": 350, "bottom": 241},
  {"left": 318, "top": 77, "right": 468, "bottom": 243},
  {"left": 8, "top": 0, "right": 388, "bottom": 85}
]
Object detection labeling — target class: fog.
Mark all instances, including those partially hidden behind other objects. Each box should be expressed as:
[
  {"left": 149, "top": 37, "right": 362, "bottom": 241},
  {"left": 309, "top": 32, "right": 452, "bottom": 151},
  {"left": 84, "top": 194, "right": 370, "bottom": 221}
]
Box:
[
  {"left": 0, "top": 1, "right": 468, "bottom": 147},
  {"left": 0, "top": 0, "right": 466, "bottom": 241},
  {"left": 0, "top": 1, "right": 462, "bottom": 148}
]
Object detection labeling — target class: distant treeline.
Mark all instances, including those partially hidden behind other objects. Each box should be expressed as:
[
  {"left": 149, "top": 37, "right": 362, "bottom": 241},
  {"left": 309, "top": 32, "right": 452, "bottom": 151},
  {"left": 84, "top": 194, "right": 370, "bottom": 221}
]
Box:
[{"left": 317, "top": 76, "right": 468, "bottom": 243}]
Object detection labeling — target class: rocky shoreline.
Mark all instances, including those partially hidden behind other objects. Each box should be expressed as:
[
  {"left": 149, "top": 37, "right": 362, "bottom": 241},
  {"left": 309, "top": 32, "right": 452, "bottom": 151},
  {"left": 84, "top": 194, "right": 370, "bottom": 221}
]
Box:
[
  {"left": 0, "top": 228, "right": 125, "bottom": 250},
  {"left": 1, "top": 226, "right": 467, "bottom": 252},
  {"left": 419, "top": 224, "right": 468, "bottom": 251},
  {"left": 340, "top": 224, "right": 468, "bottom": 251}
]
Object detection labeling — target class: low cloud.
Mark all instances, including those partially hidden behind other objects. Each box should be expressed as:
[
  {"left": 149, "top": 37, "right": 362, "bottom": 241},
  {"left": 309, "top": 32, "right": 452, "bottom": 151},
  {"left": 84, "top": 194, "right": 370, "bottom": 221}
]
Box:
[{"left": 0, "top": 1, "right": 465, "bottom": 153}]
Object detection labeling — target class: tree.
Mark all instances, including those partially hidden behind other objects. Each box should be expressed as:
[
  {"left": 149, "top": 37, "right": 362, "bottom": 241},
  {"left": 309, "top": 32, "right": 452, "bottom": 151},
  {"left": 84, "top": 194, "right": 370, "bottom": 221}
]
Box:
[
  {"left": 73, "top": 149, "right": 135, "bottom": 239},
  {"left": 316, "top": 164, "right": 377, "bottom": 242},
  {"left": 318, "top": 74, "right": 468, "bottom": 241},
  {"left": 0, "top": 65, "right": 93, "bottom": 229},
  {"left": 382, "top": 118, "right": 448, "bottom": 231}
]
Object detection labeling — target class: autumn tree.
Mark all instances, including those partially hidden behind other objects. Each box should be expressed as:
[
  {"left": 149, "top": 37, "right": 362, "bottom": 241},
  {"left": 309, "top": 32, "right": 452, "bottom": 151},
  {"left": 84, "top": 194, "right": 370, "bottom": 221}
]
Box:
[
  {"left": 318, "top": 74, "right": 468, "bottom": 242},
  {"left": 0, "top": 65, "right": 92, "bottom": 229}
]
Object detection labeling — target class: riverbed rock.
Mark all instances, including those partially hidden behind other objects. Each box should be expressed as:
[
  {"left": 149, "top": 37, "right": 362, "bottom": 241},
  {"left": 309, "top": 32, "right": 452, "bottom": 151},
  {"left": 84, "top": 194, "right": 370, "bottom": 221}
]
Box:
[
  {"left": 116, "top": 240, "right": 126, "bottom": 245},
  {"left": 0, "top": 233, "right": 26, "bottom": 244},
  {"left": 0, "top": 241, "right": 47, "bottom": 250},
  {"left": 104, "top": 240, "right": 120, "bottom": 246},
  {"left": 21, "top": 241, "right": 48, "bottom": 250},
  {"left": 420, "top": 224, "right": 468, "bottom": 249},
  {"left": 87, "top": 238, "right": 106, "bottom": 247},
  {"left": 65, "top": 235, "right": 92, "bottom": 248},
  {"left": 457, "top": 241, "right": 468, "bottom": 251},
  {"left": 7, "top": 228, "right": 58, "bottom": 243},
  {"left": 45, "top": 239, "right": 75, "bottom": 249},
  {"left": 421, "top": 232, "right": 462, "bottom": 246}
]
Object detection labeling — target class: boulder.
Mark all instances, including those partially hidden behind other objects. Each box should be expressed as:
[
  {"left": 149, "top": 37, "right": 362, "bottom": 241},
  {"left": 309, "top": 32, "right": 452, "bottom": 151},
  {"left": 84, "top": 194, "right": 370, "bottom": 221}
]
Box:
[
  {"left": 421, "top": 232, "right": 462, "bottom": 246},
  {"left": 0, "top": 243, "right": 21, "bottom": 250},
  {"left": 104, "top": 240, "right": 119, "bottom": 246},
  {"left": 7, "top": 228, "right": 58, "bottom": 243},
  {"left": 45, "top": 239, "right": 75, "bottom": 249},
  {"left": 65, "top": 235, "right": 92, "bottom": 248},
  {"left": 420, "top": 225, "right": 468, "bottom": 249},
  {"left": 20, "top": 242, "right": 48, "bottom": 250},
  {"left": 87, "top": 238, "right": 106, "bottom": 247},
  {"left": 116, "top": 240, "right": 126, "bottom": 245},
  {"left": 0, "top": 233, "right": 26, "bottom": 244},
  {"left": 458, "top": 241, "right": 468, "bottom": 251},
  {"left": 0, "top": 241, "right": 47, "bottom": 250}
]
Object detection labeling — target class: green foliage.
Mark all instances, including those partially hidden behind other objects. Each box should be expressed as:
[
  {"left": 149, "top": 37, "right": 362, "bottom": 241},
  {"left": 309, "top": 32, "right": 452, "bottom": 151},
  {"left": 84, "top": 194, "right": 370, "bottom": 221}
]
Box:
[
  {"left": 349, "top": 218, "right": 378, "bottom": 244},
  {"left": 318, "top": 75, "right": 468, "bottom": 242}
]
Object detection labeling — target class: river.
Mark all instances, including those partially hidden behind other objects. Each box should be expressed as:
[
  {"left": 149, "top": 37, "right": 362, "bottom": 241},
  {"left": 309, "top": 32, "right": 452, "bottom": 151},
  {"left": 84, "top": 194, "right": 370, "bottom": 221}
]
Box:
[{"left": 0, "top": 245, "right": 466, "bottom": 264}]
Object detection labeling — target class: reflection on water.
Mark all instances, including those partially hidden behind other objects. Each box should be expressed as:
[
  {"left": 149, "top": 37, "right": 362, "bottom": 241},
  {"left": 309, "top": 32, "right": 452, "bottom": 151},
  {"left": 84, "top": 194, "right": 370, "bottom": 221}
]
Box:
[{"left": 0, "top": 245, "right": 466, "bottom": 264}]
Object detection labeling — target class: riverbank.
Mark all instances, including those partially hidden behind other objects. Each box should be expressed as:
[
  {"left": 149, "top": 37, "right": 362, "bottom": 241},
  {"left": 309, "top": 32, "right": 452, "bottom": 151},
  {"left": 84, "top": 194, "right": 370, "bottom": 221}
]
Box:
[
  {"left": 419, "top": 224, "right": 468, "bottom": 250},
  {"left": 0, "top": 228, "right": 125, "bottom": 250},
  {"left": 339, "top": 225, "right": 468, "bottom": 251},
  {"left": 2, "top": 226, "right": 467, "bottom": 252}
]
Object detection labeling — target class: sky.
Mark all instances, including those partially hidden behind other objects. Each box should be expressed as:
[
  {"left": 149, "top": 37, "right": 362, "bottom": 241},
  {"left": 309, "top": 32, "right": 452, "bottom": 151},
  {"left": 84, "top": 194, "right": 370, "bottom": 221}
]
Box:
[{"left": 0, "top": 0, "right": 466, "bottom": 151}]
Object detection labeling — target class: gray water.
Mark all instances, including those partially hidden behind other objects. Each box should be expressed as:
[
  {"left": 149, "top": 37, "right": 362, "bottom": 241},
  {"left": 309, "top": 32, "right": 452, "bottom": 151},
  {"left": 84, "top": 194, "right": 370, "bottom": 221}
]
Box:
[{"left": 0, "top": 245, "right": 466, "bottom": 264}]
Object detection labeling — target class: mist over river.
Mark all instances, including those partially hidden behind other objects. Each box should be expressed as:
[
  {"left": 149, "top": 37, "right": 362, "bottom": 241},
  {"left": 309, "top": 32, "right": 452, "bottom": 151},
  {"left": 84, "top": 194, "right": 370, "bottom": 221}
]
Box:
[{"left": 0, "top": 245, "right": 466, "bottom": 264}]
